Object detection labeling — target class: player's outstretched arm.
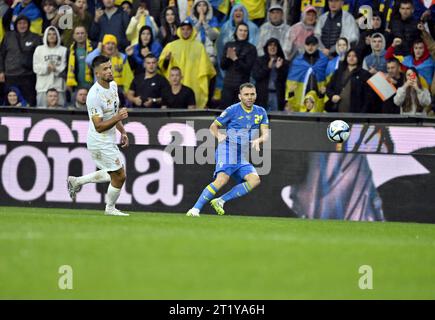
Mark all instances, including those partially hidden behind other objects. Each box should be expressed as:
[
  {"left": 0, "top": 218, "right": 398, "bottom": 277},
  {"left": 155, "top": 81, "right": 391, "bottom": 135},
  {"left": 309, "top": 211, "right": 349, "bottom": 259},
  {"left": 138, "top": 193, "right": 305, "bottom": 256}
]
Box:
[{"left": 92, "top": 108, "right": 128, "bottom": 133}]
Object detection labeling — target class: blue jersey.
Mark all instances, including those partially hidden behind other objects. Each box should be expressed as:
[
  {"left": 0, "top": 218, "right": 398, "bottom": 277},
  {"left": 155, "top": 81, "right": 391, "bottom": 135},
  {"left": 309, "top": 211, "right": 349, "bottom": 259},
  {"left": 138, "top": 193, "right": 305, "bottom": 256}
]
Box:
[
  {"left": 215, "top": 103, "right": 269, "bottom": 172},
  {"left": 215, "top": 103, "right": 269, "bottom": 146}
]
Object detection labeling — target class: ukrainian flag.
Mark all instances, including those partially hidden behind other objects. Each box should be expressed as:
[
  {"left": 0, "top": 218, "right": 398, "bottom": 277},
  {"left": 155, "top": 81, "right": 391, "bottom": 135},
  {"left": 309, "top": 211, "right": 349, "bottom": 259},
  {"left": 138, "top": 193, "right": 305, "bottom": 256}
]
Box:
[{"left": 286, "top": 52, "right": 328, "bottom": 112}]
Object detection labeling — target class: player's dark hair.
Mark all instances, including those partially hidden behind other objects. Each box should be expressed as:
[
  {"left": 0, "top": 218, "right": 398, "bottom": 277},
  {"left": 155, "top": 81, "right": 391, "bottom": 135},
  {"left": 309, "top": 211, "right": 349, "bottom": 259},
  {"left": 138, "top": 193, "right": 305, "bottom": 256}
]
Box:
[
  {"left": 239, "top": 82, "right": 255, "bottom": 92},
  {"left": 92, "top": 55, "right": 110, "bottom": 69}
]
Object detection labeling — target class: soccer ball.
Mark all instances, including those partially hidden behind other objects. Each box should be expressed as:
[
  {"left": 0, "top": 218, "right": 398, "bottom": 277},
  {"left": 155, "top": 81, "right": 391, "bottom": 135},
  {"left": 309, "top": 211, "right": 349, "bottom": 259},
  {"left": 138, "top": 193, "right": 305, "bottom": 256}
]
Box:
[{"left": 327, "top": 120, "right": 350, "bottom": 143}]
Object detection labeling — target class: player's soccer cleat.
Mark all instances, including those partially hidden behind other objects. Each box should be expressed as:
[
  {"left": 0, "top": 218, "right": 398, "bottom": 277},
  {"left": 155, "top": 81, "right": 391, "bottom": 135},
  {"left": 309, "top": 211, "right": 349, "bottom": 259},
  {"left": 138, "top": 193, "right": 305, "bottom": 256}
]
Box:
[
  {"left": 210, "top": 198, "right": 225, "bottom": 215},
  {"left": 104, "top": 207, "right": 130, "bottom": 216},
  {"left": 186, "top": 208, "right": 200, "bottom": 217},
  {"left": 67, "top": 176, "right": 82, "bottom": 201}
]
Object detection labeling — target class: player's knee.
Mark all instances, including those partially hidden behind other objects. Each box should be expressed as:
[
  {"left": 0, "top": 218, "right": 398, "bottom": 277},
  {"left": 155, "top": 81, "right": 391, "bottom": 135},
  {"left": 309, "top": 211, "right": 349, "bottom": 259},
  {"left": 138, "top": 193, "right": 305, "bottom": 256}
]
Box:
[
  {"left": 214, "top": 176, "right": 229, "bottom": 188},
  {"left": 248, "top": 175, "right": 261, "bottom": 188},
  {"left": 119, "top": 171, "right": 126, "bottom": 184},
  {"left": 113, "top": 170, "right": 126, "bottom": 185}
]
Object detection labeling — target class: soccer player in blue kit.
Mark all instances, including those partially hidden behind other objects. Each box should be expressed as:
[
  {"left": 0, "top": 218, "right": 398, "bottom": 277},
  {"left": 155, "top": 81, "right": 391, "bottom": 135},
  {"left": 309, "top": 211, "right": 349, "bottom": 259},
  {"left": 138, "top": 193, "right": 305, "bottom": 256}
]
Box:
[{"left": 187, "top": 83, "right": 270, "bottom": 217}]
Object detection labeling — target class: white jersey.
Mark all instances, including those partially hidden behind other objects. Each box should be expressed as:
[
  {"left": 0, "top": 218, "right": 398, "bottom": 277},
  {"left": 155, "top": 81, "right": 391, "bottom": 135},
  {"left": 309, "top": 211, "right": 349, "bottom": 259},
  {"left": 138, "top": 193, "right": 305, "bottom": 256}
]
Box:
[{"left": 86, "top": 81, "right": 120, "bottom": 149}]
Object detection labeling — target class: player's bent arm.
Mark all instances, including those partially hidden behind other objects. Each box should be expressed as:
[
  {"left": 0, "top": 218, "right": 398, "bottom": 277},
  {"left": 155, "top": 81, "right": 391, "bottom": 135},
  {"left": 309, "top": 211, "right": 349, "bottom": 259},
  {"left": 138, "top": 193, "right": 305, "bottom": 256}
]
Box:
[
  {"left": 210, "top": 121, "right": 226, "bottom": 142},
  {"left": 92, "top": 108, "right": 128, "bottom": 133},
  {"left": 92, "top": 115, "right": 122, "bottom": 133},
  {"left": 259, "top": 124, "right": 270, "bottom": 143}
]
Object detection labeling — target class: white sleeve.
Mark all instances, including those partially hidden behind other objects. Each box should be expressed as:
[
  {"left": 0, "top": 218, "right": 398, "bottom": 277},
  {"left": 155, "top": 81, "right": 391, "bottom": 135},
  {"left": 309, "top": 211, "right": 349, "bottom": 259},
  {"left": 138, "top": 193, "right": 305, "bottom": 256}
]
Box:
[{"left": 87, "top": 91, "right": 104, "bottom": 118}]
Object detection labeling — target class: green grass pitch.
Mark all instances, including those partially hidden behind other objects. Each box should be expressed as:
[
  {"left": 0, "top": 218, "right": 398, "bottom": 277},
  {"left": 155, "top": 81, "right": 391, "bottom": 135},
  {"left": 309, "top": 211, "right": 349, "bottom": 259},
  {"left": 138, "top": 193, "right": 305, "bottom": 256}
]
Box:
[{"left": 1, "top": 206, "right": 435, "bottom": 299}]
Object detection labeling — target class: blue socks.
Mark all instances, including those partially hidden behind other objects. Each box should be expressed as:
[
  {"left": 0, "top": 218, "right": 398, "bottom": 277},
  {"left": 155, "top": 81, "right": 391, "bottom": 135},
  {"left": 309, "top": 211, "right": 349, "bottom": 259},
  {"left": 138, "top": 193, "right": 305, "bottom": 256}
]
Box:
[
  {"left": 221, "top": 182, "right": 252, "bottom": 202},
  {"left": 193, "top": 183, "right": 218, "bottom": 210}
]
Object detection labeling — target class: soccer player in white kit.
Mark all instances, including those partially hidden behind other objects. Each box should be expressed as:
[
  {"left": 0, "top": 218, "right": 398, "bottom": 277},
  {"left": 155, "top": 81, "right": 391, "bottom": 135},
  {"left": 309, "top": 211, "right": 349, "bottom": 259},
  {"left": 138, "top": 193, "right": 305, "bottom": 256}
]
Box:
[{"left": 67, "top": 56, "right": 130, "bottom": 216}]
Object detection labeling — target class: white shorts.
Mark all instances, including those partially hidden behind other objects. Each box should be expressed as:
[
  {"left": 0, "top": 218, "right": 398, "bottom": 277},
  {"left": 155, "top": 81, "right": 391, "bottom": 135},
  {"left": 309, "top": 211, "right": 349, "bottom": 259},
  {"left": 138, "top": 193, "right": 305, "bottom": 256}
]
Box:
[{"left": 88, "top": 145, "right": 123, "bottom": 172}]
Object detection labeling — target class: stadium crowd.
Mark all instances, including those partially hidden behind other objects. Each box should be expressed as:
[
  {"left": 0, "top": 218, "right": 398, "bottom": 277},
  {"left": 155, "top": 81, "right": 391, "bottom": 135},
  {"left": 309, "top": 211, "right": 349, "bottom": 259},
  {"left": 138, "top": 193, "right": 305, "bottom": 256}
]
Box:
[{"left": 0, "top": 0, "right": 433, "bottom": 115}]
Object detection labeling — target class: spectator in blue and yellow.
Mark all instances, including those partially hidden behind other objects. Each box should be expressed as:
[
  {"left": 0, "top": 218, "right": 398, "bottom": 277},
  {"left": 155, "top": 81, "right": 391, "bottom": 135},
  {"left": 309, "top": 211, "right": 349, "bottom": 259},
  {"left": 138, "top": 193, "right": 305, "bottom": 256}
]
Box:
[
  {"left": 125, "top": 25, "right": 163, "bottom": 74},
  {"left": 285, "top": 35, "right": 328, "bottom": 112},
  {"left": 9, "top": 0, "right": 43, "bottom": 35},
  {"left": 218, "top": 0, "right": 267, "bottom": 26},
  {"left": 220, "top": 22, "right": 257, "bottom": 108},
  {"left": 126, "top": 1, "right": 159, "bottom": 45},
  {"left": 256, "top": 4, "right": 289, "bottom": 57},
  {"left": 314, "top": 0, "right": 359, "bottom": 57},
  {"left": 66, "top": 25, "right": 94, "bottom": 91},
  {"left": 86, "top": 34, "right": 134, "bottom": 93},
  {"left": 90, "top": 0, "right": 130, "bottom": 51},
  {"left": 190, "top": 0, "right": 220, "bottom": 66},
  {"left": 300, "top": 90, "right": 325, "bottom": 113},
  {"left": 326, "top": 37, "right": 349, "bottom": 83},
  {"left": 158, "top": 19, "right": 216, "bottom": 108},
  {"left": 386, "top": 37, "right": 435, "bottom": 89},
  {"left": 159, "top": 6, "right": 180, "bottom": 48},
  {"left": 216, "top": 3, "right": 259, "bottom": 61},
  {"left": 252, "top": 37, "right": 289, "bottom": 111},
  {"left": 4, "top": 86, "right": 28, "bottom": 107},
  {"left": 215, "top": 3, "right": 258, "bottom": 100}
]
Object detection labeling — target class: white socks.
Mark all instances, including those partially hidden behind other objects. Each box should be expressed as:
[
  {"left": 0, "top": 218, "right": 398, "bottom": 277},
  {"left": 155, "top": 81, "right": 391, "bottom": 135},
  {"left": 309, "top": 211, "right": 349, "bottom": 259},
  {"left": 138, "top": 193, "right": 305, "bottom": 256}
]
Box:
[
  {"left": 106, "top": 184, "right": 121, "bottom": 209},
  {"left": 76, "top": 170, "right": 111, "bottom": 186}
]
